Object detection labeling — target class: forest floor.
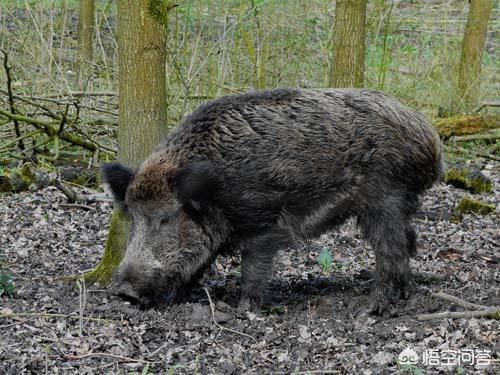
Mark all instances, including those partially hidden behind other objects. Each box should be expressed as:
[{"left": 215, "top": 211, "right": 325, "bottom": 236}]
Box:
[{"left": 0, "top": 160, "right": 498, "bottom": 375}]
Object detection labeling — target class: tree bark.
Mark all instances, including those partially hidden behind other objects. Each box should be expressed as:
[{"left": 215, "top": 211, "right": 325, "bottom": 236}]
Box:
[
  {"left": 457, "top": 0, "right": 492, "bottom": 112},
  {"left": 77, "top": 0, "right": 95, "bottom": 87},
  {"left": 328, "top": 0, "right": 367, "bottom": 88},
  {"left": 87, "top": 0, "right": 168, "bottom": 285}
]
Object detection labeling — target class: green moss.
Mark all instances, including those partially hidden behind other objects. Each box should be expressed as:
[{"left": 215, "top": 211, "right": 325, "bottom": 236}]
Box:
[
  {"left": 445, "top": 167, "right": 493, "bottom": 194},
  {"left": 148, "top": 0, "right": 176, "bottom": 25},
  {"left": 455, "top": 197, "right": 495, "bottom": 215},
  {"left": 0, "top": 165, "right": 29, "bottom": 192},
  {"left": 84, "top": 208, "right": 131, "bottom": 285},
  {"left": 0, "top": 174, "right": 12, "bottom": 192}
]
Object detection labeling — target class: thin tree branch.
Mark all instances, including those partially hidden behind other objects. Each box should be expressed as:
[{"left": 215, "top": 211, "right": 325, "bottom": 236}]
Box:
[
  {"left": 0, "top": 107, "right": 116, "bottom": 158},
  {"left": 416, "top": 306, "right": 499, "bottom": 321},
  {"left": 203, "top": 288, "right": 257, "bottom": 343},
  {"left": 431, "top": 291, "right": 489, "bottom": 310},
  {"left": 2, "top": 49, "right": 24, "bottom": 150},
  {"left": 0, "top": 311, "right": 114, "bottom": 324},
  {"left": 65, "top": 352, "right": 157, "bottom": 364},
  {"left": 445, "top": 145, "right": 500, "bottom": 162}
]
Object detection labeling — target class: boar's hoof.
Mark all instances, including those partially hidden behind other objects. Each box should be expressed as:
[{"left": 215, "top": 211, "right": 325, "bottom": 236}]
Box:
[
  {"left": 237, "top": 295, "right": 262, "bottom": 314},
  {"left": 362, "top": 285, "right": 409, "bottom": 316},
  {"left": 363, "top": 295, "right": 392, "bottom": 316}
]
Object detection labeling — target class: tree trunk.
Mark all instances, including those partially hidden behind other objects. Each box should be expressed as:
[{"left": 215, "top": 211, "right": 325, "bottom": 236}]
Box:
[
  {"left": 87, "top": 0, "right": 168, "bottom": 285},
  {"left": 457, "top": 0, "right": 492, "bottom": 112},
  {"left": 328, "top": 0, "right": 367, "bottom": 88},
  {"left": 77, "top": 0, "right": 95, "bottom": 87}
]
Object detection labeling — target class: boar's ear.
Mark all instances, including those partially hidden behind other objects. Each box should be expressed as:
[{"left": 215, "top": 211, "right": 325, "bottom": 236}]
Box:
[
  {"left": 102, "top": 162, "right": 135, "bottom": 203},
  {"left": 172, "top": 161, "right": 218, "bottom": 213}
]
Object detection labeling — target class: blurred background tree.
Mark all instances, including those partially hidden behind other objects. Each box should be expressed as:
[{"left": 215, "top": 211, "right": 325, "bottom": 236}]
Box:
[
  {"left": 77, "top": 0, "right": 95, "bottom": 88},
  {"left": 457, "top": 0, "right": 493, "bottom": 113},
  {"left": 328, "top": 0, "right": 367, "bottom": 87}
]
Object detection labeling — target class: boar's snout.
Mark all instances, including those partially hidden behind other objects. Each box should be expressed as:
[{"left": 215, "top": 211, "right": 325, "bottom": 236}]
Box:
[
  {"left": 110, "top": 262, "right": 174, "bottom": 306},
  {"left": 111, "top": 281, "right": 141, "bottom": 303}
]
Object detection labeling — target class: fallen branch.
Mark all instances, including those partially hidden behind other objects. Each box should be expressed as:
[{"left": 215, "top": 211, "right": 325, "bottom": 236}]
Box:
[
  {"left": 475, "top": 101, "right": 500, "bottom": 113},
  {"left": 431, "top": 292, "right": 488, "bottom": 310},
  {"left": 59, "top": 203, "right": 96, "bottom": 211},
  {"left": 0, "top": 163, "right": 98, "bottom": 193},
  {"left": 448, "top": 129, "right": 500, "bottom": 142},
  {"left": 203, "top": 288, "right": 257, "bottom": 343},
  {"left": 0, "top": 130, "right": 41, "bottom": 153},
  {"left": 0, "top": 311, "right": 114, "bottom": 324},
  {"left": 65, "top": 352, "right": 157, "bottom": 364},
  {"left": 54, "top": 180, "right": 87, "bottom": 204},
  {"left": 0, "top": 89, "right": 64, "bottom": 120},
  {"left": 0, "top": 107, "right": 116, "bottom": 159},
  {"left": 435, "top": 114, "right": 500, "bottom": 138},
  {"left": 416, "top": 306, "right": 500, "bottom": 321},
  {"left": 445, "top": 145, "right": 500, "bottom": 162}
]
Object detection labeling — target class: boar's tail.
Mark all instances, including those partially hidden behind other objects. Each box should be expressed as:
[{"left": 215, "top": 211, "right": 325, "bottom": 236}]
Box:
[{"left": 414, "top": 113, "right": 445, "bottom": 191}]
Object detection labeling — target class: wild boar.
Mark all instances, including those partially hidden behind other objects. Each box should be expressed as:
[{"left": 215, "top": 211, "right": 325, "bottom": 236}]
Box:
[{"left": 103, "top": 88, "right": 443, "bottom": 315}]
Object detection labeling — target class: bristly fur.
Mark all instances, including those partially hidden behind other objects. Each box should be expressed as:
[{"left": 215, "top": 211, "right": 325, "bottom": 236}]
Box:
[{"left": 105, "top": 88, "right": 444, "bottom": 314}]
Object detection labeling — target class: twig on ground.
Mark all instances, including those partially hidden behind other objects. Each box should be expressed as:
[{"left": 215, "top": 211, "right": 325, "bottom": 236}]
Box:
[
  {"left": 475, "top": 101, "right": 500, "bottom": 113},
  {"left": 449, "top": 129, "right": 500, "bottom": 142},
  {"left": 203, "top": 288, "right": 257, "bottom": 343},
  {"left": 54, "top": 180, "right": 87, "bottom": 204},
  {"left": 0, "top": 311, "right": 114, "bottom": 324},
  {"left": 431, "top": 291, "right": 488, "bottom": 310},
  {"left": 65, "top": 352, "right": 157, "bottom": 364},
  {"left": 147, "top": 340, "right": 170, "bottom": 358},
  {"left": 416, "top": 306, "right": 500, "bottom": 321},
  {"left": 59, "top": 203, "right": 96, "bottom": 211},
  {"left": 445, "top": 145, "right": 500, "bottom": 162}
]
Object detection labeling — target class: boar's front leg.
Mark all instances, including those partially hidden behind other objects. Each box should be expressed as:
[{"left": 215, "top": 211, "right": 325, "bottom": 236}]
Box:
[{"left": 238, "top": 227, "right": 290, "bottom": 312}]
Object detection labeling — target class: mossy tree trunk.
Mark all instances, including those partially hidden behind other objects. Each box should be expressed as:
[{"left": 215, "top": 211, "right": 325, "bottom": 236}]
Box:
[
  {"left": 328, "top": 0, "right": 367, "bottom": 88},
  {"left": 87, "top": 0, "right": 168, "bottom": 285},
  {"left": 457, "top": 0, "right": 492, "bottom": 112},
  {"left": 77, "top": 0, "right": 95, "bottom": 88}
]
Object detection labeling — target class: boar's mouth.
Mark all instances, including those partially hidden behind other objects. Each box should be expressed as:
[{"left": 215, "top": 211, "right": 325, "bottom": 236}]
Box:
[
  {"left": 112, "top": 281, "right": 183, "bottom": 307},
  {"left": 111, "top": 267, "right": 188, "bottom": 307},
  {"left": 111, "top": 255, "right": 215, "bottom": 308}
]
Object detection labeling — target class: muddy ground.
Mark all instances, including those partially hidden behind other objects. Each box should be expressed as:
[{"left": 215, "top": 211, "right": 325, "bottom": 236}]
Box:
[{"left": 0, "top": 162, "right": 498, "bottom": 374}]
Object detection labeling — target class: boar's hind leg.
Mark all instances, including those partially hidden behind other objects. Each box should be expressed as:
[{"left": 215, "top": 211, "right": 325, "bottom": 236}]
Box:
[
  {"left": 238, "top": 227, "right": 290, "bottom": 312},
  {"left": 358, "top": 197, "right": 417, "bottom": 315},
  {"left": 406, "top": 225, "right": 417, "bottom": 257}
]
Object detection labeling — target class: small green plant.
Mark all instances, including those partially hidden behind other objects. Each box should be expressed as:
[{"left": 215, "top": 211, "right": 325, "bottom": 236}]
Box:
[
  {"left": 0, "top": 254, "right": 16, "bottom": 297},
  {"left": 263, "top": 304, "right": 286, "bottom": 315},
  {"left": 317, "top": 247, "right": 333, "bottom": 273},
  {"left": 317, "top": 247, "right": 341, "bottom": 274}
]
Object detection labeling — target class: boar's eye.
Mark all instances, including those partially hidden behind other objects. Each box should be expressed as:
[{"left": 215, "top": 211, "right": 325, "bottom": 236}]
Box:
[{"left": 160, "top": 213, "right": 174, "bottom": 225}]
